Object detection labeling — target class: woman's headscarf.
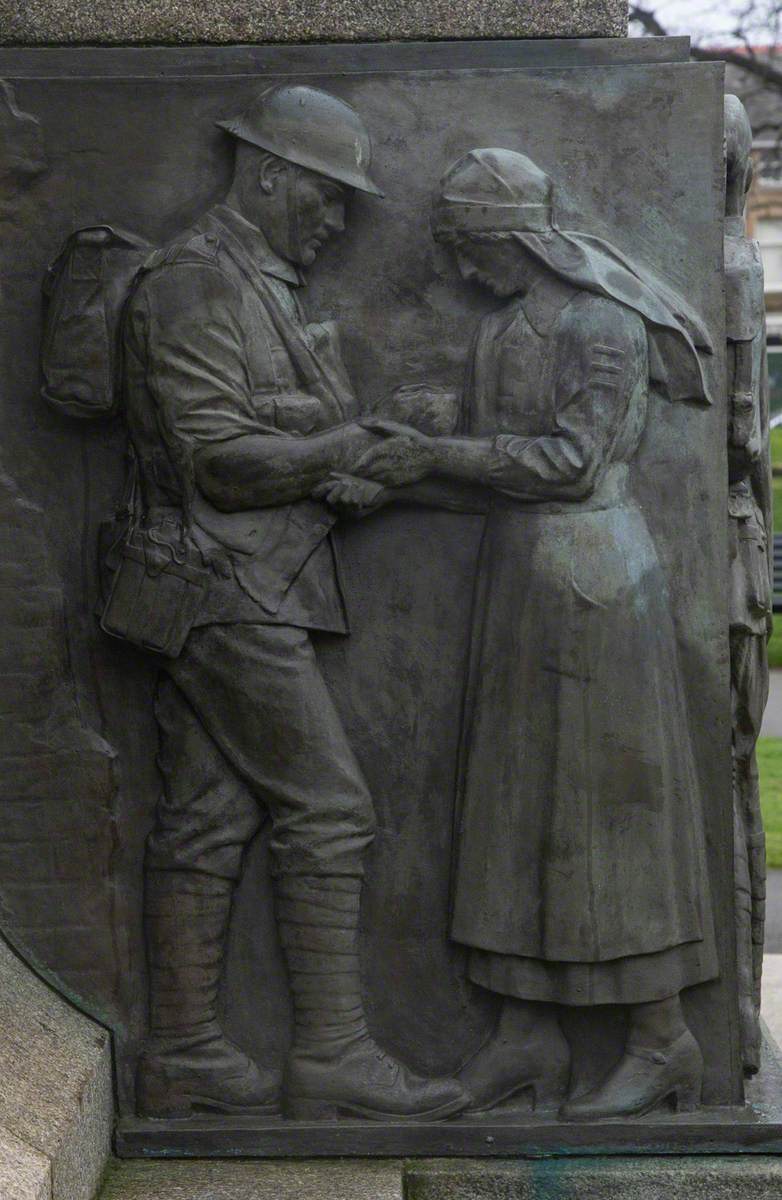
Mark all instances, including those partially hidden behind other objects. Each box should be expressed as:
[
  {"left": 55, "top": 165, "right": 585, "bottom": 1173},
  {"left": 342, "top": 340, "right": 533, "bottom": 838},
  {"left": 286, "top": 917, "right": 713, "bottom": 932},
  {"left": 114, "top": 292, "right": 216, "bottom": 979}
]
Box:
[{"left": 432, "top": 148, "right": 713, "bottom": 405}]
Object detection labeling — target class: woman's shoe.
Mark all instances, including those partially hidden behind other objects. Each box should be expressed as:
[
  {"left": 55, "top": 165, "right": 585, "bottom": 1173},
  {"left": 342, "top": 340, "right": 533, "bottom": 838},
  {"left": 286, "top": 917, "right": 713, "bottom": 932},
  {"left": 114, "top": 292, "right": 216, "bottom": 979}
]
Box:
[
  {"left": 459, "top": 1005, "right": 570, "bottom": 1113},
  {"left": 559, "top": 1028, "right": 703, "bottom": 1121}
]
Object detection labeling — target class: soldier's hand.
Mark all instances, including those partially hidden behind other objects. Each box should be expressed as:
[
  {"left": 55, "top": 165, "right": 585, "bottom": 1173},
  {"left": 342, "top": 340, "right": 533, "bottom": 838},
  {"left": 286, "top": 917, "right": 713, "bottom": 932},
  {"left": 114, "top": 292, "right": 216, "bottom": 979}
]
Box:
[
  {"left": 352, "top": 424, "right": 436, "bottom": 486},
  {"left": 313, "top": 472, "right": 388, "bottom": 517}
]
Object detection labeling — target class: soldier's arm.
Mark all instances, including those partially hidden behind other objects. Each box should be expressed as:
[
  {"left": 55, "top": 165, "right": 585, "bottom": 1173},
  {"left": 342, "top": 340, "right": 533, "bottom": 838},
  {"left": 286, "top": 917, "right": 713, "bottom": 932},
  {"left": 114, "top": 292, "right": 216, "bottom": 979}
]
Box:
[
  {"left": 195, "top": 424, "right": 381, "bottom": 510},
  {"left": 136, "top": 260, "right": 378, "bottom": 510}
]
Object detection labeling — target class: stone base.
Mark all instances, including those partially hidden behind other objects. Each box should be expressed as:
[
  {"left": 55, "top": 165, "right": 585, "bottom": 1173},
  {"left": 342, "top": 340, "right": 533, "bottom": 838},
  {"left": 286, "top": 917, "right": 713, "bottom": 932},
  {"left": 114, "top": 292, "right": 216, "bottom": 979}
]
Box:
[
  {"left": 0, "top": 935, "right": 112, "bottom": 1200},
  {"left": 0, "top": 0, "right": 627, "bottom": 45},
  {"left": 99, "top": 1159, "right": 404, "bottom": 1199},
  {"left": 98, "top": 1154, "right": 782, "bottom": 1199},
  {"left": 405, "top": 1157, "right": 782, "bottom": 1198},
  {"left": 116, "top": 1032, "right": 782, "bottom": 1159}
]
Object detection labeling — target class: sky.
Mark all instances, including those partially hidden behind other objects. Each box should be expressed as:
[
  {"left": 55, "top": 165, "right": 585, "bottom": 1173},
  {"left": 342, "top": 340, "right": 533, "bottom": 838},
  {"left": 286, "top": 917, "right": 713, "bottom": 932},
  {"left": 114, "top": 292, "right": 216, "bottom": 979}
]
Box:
[{"left": 634, "top": 1, "right": 782, "bottom": 44}]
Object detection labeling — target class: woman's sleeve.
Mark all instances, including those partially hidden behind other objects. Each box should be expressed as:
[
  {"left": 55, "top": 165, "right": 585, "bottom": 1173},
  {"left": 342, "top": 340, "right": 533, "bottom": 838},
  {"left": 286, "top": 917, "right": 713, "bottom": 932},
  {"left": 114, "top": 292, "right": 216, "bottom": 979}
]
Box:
[{"left": 487, "top": 297, "right": 647, "bottom": 501}]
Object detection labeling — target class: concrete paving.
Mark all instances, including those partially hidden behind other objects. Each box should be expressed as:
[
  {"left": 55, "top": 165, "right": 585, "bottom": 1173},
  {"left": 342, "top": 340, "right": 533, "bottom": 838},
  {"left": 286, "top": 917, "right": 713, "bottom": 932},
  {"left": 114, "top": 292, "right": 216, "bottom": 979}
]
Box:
[
  {"left": 763, "top": 954, "right": 782, "bottom": 1046},
  {"left": 765, "top": 871, "right": 782, "bottom": 952},
  {"left": 761, "top": 670, "right": 782, "bottom": 736}
]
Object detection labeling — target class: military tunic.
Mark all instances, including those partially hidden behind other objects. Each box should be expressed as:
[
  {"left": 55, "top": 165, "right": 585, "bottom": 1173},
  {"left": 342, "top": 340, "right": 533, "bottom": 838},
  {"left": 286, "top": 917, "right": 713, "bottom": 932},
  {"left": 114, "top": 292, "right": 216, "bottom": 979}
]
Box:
[
  {"left": 123, "top": 203, "right": 375, "bottom": 882},
  {"left": 451, "top": 275, "right": 719, "bottom": 1005}
]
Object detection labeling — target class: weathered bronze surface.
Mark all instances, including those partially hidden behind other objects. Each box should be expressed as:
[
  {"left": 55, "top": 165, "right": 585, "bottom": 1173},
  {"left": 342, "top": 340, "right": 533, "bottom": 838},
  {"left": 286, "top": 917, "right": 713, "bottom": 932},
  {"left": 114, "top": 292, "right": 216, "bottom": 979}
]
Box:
[{"left": 0, "top": 38, "right": 765, "bottom": 1156}]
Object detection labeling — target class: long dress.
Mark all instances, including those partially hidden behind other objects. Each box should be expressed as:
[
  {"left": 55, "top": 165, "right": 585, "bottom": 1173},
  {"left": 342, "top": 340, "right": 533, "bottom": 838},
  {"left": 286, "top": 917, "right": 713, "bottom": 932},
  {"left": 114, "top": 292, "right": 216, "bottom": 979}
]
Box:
[{"left": 450, "top": 273, "right": 719, "bottom": 1006}]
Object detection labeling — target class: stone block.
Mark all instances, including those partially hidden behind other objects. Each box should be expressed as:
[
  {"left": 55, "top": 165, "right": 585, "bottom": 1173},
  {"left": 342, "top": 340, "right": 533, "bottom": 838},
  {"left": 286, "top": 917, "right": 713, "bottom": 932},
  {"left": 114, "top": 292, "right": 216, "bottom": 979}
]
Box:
[
  {"left": 404, "top": 1157, "right": 782, "bottom": 1199},
  {"left": 762, "top": 953, "right": 782, "bottom": 1045},
  {"left": 0, "top": 0, "right": 628, "bottom": 45},
  {"left": 0, "top": 1128, "right": 50, "bottom": 1200},
  {"left": 0, "top": 936, "right": 112, "bottom": 1200},
  {"left": 97, "top": 1155, "right": 782, "bottom": 1199},
  {"left": 98, "top": 1158, "right": 405, "bottom": 1199}
]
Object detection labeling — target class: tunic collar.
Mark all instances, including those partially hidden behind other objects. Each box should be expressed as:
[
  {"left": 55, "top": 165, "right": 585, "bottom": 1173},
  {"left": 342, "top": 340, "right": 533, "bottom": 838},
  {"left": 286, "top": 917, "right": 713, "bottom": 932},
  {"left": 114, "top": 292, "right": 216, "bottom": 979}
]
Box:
[
  {"left": 210, "top": 203, "right": 303, "bottom": 286},
  {"left": 519, "top": 273, "right": 578, "bottom": 336}
]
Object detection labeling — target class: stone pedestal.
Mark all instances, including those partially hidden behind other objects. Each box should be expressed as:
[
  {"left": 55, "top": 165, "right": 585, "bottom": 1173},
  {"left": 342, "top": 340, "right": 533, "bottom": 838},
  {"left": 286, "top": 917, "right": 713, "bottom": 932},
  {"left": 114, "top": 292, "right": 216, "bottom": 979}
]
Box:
[
  {"left": 99, "top": 1159, "right": 404, "bottom": 1199},
  {"left": 0, "top": 937, "right": 112, "bottom": 1200},
  {"left": 0, "top": 0, "right": 627, "bottom": 43},
  {"left": 96, "top": 1151, "right": 782, "bottom": 1200},
  {"left": 404, "top": 1157, "right": 782, "bottom": 1199}
]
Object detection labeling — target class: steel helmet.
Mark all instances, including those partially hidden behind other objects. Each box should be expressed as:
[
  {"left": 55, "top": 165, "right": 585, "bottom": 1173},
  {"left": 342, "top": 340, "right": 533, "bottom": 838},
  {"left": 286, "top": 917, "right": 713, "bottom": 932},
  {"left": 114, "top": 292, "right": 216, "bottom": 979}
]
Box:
[
  {"left": 216, "top": 84, "right": 383, "bottom": 198},
  {"left": 433, "top": 148, "right": 553, "bottom": 235}
]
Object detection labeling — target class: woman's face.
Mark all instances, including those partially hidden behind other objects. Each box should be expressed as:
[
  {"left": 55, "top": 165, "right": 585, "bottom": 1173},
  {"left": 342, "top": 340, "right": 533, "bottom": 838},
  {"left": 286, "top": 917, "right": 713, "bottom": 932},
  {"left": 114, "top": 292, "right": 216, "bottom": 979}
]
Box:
[{"left": 451, "top": 235, "right": 530, "bottom": 298}]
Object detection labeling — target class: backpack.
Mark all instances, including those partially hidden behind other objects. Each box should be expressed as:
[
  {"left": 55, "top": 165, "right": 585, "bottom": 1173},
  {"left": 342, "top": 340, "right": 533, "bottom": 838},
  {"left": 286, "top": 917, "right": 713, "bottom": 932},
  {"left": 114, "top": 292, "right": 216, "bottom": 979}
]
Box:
[
  {"left": 41, "top": 225, "right": 152, "bottom": 420},
  {"left": 41, "top": 224, "right": 213, "bottom": 657}
]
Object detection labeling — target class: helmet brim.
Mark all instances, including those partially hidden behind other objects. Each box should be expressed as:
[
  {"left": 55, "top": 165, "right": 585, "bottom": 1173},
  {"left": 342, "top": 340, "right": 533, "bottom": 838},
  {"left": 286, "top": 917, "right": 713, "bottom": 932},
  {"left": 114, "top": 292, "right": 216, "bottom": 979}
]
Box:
[{"left": 216, "top": 119, "right": 384, "bottom": 198}]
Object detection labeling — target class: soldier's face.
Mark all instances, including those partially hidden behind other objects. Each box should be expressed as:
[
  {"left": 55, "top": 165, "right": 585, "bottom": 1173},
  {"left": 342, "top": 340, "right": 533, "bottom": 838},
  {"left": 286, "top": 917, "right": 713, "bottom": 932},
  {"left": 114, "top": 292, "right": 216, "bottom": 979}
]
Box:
[{"left": 288, "top": 169, "right": 349, "bottom": 266}]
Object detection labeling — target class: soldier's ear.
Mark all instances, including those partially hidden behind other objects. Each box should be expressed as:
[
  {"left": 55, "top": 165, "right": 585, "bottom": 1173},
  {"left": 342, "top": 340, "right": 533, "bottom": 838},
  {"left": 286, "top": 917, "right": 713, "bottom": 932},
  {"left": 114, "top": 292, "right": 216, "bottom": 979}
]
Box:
[{"left": 257, "top": 154, "right": 287, "bottom": 195}]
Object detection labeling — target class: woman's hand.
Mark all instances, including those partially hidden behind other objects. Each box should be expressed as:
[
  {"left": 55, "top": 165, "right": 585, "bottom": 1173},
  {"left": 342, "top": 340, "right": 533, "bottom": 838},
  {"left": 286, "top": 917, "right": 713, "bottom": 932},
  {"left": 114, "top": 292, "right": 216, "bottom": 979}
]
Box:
[{"left": 352, "top": 419, "right": 438, "bottom": 486}]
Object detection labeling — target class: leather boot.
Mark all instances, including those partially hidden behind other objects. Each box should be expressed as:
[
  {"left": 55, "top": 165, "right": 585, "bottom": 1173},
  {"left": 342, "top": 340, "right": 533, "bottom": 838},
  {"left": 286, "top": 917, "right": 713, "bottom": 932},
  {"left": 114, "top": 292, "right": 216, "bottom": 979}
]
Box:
[
  {"left": 277, "top": 875, "right": 468, "bottom": 1121},
  {"left": 459, "top": 998, "right": 570, "bottom": 1112},
  {"left": 560, "top": 1028, "right": 703, "bottom": 1120},
  {"left": 136, "top": 869, "right": 281, "bottom": 1118}
]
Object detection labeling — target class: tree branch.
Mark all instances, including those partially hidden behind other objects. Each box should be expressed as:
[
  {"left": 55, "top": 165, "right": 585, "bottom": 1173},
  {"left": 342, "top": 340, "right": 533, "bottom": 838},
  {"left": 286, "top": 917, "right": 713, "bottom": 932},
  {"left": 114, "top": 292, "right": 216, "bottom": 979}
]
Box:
[
  {"left": 691, "top": 43, "right": 782, "bottom": 91},
  {"left": 630, "top": 4, "right": 782, "bottom": 94},
  {"left": 629, "top": 6, "right": 667, "bottom": 37}
]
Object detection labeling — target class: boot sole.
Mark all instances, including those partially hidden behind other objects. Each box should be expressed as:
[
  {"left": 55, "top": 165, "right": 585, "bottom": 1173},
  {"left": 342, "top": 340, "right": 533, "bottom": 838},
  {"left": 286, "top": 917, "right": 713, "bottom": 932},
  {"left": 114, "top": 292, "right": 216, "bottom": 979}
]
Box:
[{"left": 285, "top": 1094, "right": 469, "bottom": 1122}]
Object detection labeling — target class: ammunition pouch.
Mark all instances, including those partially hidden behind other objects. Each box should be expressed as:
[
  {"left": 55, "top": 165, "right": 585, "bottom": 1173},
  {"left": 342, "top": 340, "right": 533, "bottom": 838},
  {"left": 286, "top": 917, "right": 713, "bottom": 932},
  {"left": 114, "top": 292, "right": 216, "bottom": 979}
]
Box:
[{"left": 100, "top": 524, "right": 210, "bottom": 658}]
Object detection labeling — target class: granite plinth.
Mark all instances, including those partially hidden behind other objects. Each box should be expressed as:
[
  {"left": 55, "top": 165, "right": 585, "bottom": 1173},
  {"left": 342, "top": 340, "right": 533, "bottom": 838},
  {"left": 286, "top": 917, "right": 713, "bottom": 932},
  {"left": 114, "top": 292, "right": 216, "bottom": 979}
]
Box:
[
  {"left": 404, "top": 1157, "right": 782, "bottom": 1199},
  {"left": 0, "top": 0, "right": 627, "bottom": 45},
  {"left": 0, "top": 1128, "right": 50, "bottom": 1200},
  {"left": 98, "top": 1153, "right": 782, "bottom": 1200},
  {"left": 0, "top": 936, "right": 112, "bottom": 1200},
  {"left": 98, "top": 1159, "right": 404, "bottom": 1199}
]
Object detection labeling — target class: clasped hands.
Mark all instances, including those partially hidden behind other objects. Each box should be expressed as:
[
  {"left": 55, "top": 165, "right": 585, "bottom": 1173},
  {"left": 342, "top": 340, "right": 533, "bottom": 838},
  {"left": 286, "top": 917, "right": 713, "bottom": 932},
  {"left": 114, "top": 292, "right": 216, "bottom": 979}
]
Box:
[{"left": 312, "top": 419, "right": 437, "bottom": 515}]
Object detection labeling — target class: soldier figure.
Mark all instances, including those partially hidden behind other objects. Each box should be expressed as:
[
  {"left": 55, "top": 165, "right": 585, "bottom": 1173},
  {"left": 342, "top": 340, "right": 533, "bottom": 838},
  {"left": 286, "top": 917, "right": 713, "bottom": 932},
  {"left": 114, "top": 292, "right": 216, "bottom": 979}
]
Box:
[
  {"left": 122, "top": 84, "right": 466, "bottom": 1121},
  {"left": 725, "top": 94, "right": 772, "bottom": 1076}
]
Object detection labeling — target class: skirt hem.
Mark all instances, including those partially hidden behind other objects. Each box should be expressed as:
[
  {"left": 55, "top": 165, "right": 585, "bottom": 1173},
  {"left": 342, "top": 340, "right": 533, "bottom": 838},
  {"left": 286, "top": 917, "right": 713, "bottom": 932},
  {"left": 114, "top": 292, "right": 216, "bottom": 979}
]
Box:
[{"left": 467, "top": 937, "right": 719, "bottom": 1006}]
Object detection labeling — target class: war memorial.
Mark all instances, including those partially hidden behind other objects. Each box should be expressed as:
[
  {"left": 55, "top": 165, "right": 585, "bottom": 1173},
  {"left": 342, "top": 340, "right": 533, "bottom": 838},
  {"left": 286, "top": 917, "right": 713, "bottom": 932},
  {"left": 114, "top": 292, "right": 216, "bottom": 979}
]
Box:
[{"left": 0, "top": 1, "right": 781, "bottom": 1196}]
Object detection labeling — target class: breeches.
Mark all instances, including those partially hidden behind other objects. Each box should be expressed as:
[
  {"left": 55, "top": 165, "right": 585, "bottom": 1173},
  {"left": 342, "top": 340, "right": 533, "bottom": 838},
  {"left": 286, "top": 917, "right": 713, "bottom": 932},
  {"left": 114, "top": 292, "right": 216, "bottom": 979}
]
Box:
[{"left": 146, "top": 623, "right": 375, "bottom": 880}]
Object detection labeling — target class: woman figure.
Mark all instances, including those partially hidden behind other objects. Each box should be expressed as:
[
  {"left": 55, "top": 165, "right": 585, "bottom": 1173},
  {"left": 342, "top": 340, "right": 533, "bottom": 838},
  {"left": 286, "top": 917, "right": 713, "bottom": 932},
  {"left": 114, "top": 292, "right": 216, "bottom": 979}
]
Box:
[{"left": 352, "top": 149, "right": 719, "bottom": 1119}]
